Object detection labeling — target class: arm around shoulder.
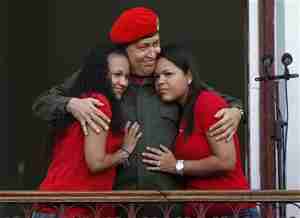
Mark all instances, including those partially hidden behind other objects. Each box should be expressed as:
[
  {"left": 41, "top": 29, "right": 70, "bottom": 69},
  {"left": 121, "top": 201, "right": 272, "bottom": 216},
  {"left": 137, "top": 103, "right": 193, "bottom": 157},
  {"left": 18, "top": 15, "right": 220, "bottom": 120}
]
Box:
[
  {"left": 32, "top": 70, "right": 80, "bottom": 122},
  {"left": 181, "top": 92, "right": 237, "bottom": 176}
]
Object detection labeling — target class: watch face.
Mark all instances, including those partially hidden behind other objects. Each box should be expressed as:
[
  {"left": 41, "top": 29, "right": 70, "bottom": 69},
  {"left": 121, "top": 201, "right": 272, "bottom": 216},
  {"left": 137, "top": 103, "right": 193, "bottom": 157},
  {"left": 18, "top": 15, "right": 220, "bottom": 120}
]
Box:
[
  {"left": 176, "top": 160, "right": 184, "bottom": 172},
  {"left": 178, "top": 162, "right": 182, "bottom": 170}
]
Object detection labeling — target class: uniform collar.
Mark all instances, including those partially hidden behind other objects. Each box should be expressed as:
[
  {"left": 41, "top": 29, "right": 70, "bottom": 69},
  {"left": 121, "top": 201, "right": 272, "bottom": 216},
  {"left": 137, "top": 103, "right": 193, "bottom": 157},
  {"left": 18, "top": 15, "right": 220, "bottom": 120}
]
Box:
[{"left": 129, "top": 75, "right": 154, "bottom": 85}]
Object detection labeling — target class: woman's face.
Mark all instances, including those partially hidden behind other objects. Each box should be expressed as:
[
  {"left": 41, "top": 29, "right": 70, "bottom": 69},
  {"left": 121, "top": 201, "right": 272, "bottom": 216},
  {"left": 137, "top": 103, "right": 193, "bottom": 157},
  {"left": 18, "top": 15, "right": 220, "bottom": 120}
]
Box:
[
  {"left": 107, "top": 53, "right": 130, "bottom": 99},
  {"left": 155, "top": 57, "right": 191, "bottom": 105}
]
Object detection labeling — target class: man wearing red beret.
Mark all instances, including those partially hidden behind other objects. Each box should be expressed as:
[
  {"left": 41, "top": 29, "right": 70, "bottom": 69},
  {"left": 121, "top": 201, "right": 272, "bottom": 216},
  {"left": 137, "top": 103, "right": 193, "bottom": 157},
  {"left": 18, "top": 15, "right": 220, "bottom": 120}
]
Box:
[{"left": 32, "top": 6, "right": 244, "bottom": 218}]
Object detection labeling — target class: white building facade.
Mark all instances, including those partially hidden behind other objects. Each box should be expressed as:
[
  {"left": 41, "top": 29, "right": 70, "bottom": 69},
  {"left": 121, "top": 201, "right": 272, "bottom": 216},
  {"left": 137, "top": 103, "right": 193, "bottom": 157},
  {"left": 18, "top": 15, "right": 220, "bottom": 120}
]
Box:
[{"left": 249, "top": 0, "right": 300, "bottom": 216}]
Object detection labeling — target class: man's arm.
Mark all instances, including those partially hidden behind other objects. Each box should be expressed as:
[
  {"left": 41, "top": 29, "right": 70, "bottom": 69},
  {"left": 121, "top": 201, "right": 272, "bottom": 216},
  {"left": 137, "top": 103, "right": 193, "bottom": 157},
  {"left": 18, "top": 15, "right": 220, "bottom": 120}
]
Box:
[
  {"left": 32, "top": 70, "right": 110, "bottom": 134},
  {"left": 32, "top": 70, "right": 80, "bottom": 123},
  {"left": 204, "top": 84, "right": 245, "bottom": 141},
  {"left": 205, "top": 84, "right": 243, "bottom": 109}
]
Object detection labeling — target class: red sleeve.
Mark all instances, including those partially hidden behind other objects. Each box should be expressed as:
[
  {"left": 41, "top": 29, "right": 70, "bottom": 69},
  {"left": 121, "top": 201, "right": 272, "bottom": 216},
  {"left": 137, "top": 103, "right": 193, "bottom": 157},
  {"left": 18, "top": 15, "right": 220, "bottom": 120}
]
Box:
[
  {"left": 194, "top": 91, "right": 229, "bottom": 133},
  {"left": 81, "top": 92, "right": 112, "bottom": 119}
]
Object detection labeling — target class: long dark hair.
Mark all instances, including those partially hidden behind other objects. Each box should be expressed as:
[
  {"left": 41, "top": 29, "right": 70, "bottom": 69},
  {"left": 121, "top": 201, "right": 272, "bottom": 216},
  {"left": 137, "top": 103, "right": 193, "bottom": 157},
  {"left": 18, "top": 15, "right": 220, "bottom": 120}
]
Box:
[
  {"left": 55, "top": 44, "right": 127, "bottom": 133},
  {"left": 160, "top": 44, "right": 210, "bottom": 137},
  {"left": 41, "top": 45, "right": 127, "bottom": 177}
]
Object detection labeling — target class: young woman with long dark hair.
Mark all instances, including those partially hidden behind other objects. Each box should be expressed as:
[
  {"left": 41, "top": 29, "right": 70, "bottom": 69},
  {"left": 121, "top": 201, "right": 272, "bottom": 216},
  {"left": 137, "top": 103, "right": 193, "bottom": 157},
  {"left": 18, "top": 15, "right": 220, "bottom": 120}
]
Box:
[
  {"left": 142, "top": 45, "right": 259, "bottom": 218},
  {"left": 33, "top": 45, "right": 142, "bottom": 218}
]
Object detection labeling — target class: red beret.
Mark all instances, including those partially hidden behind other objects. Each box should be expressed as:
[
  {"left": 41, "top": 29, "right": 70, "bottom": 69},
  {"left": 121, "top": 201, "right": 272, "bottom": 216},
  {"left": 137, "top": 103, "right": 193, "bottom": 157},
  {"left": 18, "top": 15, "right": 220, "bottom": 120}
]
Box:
[{"left": 110, "top": 7, "right": 159, "bottom": 44}]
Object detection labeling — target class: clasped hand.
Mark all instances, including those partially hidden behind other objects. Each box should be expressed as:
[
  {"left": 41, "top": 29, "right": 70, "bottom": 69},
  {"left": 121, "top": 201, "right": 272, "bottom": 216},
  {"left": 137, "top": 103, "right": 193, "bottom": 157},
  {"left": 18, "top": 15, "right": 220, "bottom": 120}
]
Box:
[
  {"left": 122, "top": 121, "right": 142, "bottom": 156},
  {"left": 142, "top": 145, "right": 177, "bottom": 174}
]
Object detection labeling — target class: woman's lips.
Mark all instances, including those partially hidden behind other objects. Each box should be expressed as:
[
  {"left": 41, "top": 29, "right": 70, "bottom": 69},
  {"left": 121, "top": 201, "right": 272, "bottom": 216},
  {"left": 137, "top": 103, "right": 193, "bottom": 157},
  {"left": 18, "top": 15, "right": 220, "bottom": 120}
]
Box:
[
  {"left": 158, "top": 88, "right": 168, "bottom": 95},
  {"left": 114, "top": 87, "right": 125, "bottom": 93}
]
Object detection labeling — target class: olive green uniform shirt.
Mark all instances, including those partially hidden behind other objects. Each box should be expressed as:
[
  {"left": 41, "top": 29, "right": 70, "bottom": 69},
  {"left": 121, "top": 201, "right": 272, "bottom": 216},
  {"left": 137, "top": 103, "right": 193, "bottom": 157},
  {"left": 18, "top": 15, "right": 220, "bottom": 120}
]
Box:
[{"left": 114, "top": 78, "right": 181, "bottom": 190}]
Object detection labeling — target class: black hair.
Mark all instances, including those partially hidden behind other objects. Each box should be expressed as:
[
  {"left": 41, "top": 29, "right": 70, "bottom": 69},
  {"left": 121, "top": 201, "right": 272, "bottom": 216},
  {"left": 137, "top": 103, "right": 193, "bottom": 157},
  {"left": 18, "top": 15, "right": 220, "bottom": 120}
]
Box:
[
  {"left": 42, "top": 44, "right": 127, "bottom": 173},
  {"left": 160, "top": 44, "right": 210, "bottom": 137},
  {"left": 56, "top": 44, "right": 127, "bottom": 133}
]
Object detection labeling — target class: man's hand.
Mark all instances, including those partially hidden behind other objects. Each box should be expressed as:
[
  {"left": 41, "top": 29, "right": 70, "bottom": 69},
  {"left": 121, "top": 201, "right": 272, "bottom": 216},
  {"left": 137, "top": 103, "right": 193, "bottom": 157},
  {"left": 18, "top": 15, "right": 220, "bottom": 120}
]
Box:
[
  {"left": 66, "top": 97, "right": 111, "bottom": 135},
  {"left": 208, "top": 107, "right": 242, "bottom": 141}
]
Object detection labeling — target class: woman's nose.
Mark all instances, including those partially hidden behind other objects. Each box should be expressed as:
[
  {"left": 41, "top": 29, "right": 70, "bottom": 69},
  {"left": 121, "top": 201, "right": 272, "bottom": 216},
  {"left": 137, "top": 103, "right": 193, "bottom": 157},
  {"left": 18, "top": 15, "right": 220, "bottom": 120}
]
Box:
[
  {"left": 157, "top": 75, "right": 166, "bottom": 85},
  {"left": 119, "top": 76, "right": 128, "bottom": 86}
]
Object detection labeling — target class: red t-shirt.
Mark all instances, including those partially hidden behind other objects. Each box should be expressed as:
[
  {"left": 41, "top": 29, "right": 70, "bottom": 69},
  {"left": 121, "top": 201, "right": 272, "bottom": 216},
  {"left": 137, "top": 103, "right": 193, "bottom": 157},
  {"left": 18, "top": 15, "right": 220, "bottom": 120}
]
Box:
[
  {"left": 37, "top": 92, "right": 122, "bottom": 218},
  {"left": 174, "top": 91, "right": 254, "bottom": 217}
]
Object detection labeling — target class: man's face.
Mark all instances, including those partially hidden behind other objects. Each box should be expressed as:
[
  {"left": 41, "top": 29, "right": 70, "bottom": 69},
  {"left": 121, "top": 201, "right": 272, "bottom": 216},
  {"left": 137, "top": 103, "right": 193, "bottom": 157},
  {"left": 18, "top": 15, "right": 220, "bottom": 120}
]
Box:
[{"left": 126, "top": 33, "right": 161, "bottom": 77}]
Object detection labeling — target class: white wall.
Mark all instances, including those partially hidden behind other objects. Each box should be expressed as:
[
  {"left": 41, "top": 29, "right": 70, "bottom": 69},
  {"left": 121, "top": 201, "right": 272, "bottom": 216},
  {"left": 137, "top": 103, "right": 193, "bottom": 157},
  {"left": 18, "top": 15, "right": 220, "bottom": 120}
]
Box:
[
  {"left": 281, "top": 0, "right": 300, "bottom": 189},
  {"left": 248, "top": 0, "right": 261, "bottom": 190},
  {"left": 249, "top": 0, "right": 300, "bottom": 216},
  {"left": 276, "top": 0, "right": 300, "bottom": 217}
]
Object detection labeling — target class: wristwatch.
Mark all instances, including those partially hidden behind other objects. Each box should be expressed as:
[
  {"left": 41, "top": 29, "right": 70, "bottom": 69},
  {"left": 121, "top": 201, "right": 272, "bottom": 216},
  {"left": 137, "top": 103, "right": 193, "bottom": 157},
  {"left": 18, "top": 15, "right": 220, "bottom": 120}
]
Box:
[{"left": 175, "top": 160, "right": 185, "bottom": 175}]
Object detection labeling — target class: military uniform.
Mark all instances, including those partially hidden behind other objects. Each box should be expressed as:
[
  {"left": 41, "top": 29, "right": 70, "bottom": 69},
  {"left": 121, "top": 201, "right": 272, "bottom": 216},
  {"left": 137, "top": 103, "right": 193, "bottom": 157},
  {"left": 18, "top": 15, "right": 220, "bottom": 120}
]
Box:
[{"left": 115, "top": 78, "right": 180, "bottom": 190}]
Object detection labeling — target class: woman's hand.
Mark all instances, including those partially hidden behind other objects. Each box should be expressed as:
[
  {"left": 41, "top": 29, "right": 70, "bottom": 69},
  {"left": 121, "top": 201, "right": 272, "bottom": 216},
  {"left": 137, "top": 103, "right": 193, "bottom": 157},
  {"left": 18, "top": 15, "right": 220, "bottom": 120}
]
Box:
[
  {"left": 142, "top": 145, "right": 177, "bottom": 174},
  {"left": 122, "top": 121, "right": 142, "bottom": 155}
]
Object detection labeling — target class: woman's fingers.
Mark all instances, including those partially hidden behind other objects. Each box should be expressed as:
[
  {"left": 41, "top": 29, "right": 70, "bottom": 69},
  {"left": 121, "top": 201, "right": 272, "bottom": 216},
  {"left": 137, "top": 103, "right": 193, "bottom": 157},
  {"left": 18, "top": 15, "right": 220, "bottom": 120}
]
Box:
[
  {"left": 146, "top": 146, "right": 164, "bottom": 155},
  {"left": 142, "top": 152, "right": 160, "bottom": 160},
  {"left": 123, "top": 121, "right": 143, "bottom": 154},
  {"left": 142, "top": 158, "right": 160, "bottom": 166},
  {"left": 159, "top": 144, "right": 170, "bottom": 153},
  {"left": 124, "top": 121, "right": 131, "bottom": 134},
  {"left": 137, "top": 132, "right": 143, "bottom": 138},
  {"left": 146, "top": 166, "right": 160, "bottom": 171},
  {"left": 127, "top": 122, "right": 138, "bottom": 134}
]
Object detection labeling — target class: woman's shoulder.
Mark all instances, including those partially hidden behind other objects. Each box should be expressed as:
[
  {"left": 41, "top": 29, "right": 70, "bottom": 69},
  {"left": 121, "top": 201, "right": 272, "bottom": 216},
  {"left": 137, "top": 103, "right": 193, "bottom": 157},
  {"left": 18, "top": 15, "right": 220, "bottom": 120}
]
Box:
[
  {"left": 193, "top": 91, "right": 228, "bottom": 131},
  {"left": 193, "top": 91, "right": 229, "bottom": 121},
  {"left": 195, "top": 90, "right": 228, "bottom": 110},
  {"left": 84, "top": 91, "right": 109, "bottom": 102}
]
